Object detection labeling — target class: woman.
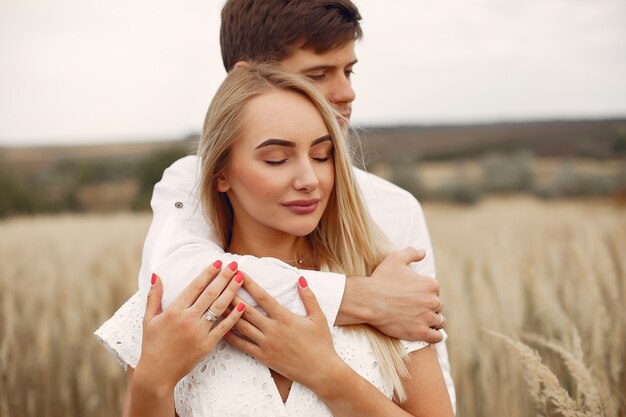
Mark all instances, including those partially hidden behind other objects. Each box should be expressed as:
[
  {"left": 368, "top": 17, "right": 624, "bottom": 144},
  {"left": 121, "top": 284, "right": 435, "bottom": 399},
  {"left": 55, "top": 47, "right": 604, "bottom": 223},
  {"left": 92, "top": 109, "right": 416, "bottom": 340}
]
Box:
[{"left": 96, "top": 64, "right": 453, "bottom": 417}]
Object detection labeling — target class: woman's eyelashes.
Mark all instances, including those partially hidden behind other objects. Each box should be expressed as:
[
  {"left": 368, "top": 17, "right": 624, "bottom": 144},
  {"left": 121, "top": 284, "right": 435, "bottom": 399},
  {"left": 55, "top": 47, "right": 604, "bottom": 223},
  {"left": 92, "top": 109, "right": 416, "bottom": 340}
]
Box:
[
  {"left": 263, "top": 155, "right": 331, "bottom": 166},
  {"left": 265, "top": 159, "right": 287, "bottom": 166}
]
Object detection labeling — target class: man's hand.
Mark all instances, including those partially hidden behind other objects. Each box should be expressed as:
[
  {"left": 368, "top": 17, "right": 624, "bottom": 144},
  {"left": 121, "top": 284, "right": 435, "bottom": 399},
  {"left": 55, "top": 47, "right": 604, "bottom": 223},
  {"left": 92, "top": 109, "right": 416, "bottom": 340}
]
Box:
[{"left": 336, "top": 247, "right": 445, "bottom": 343}]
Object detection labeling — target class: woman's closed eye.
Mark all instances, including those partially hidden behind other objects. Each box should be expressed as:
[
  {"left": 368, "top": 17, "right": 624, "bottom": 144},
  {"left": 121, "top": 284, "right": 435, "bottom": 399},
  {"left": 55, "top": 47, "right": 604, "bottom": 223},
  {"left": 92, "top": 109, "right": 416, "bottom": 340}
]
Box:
[
  {"left": 312, "top": 155, "right": 331, "bottom": 163},
  {"left": 265, "top": 159, "right": 287, "bottom": 166}
]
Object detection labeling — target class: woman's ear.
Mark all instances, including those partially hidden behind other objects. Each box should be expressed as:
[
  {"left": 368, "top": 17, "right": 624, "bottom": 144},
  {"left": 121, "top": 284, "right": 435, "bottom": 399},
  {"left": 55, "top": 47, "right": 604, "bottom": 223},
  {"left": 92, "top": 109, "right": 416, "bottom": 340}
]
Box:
[{"left": 217, "top": 173, "right": 230, "bottom": 192}]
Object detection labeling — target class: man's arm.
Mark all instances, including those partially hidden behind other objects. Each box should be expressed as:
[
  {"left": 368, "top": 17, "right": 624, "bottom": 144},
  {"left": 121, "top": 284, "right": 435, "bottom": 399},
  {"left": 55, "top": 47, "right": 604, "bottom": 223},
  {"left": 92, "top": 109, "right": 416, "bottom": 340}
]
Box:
[
  {"left": 138, "top": 155, "right": 346, "bottom": 323},
  {"left": 336, "top": 247, "right": 443, "bottom": 342},
  {"left": 334, "top": 169, "right": 444, "bottom": 342}
]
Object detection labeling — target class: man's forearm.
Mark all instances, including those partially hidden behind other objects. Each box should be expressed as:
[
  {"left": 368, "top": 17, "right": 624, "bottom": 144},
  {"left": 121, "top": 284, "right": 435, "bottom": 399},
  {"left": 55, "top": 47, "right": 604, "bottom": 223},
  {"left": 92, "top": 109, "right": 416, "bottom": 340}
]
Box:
[
  {"left": 333, "top": 248, "right": 445, "bottom": 343},
  {"left": 334, "top": 276, "right": 372, "bottom": 326}
]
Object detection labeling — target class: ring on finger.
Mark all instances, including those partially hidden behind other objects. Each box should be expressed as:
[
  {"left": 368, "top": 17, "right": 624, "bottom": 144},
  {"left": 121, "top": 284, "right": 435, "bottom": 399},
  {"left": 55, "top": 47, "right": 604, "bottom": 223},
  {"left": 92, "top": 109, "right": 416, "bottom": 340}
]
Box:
[
  {"left": 205, "top": 308, "right": 219, "bottom": 323},
  {"left": 435, "top": 313, "right": 445, "bottom": 330}
]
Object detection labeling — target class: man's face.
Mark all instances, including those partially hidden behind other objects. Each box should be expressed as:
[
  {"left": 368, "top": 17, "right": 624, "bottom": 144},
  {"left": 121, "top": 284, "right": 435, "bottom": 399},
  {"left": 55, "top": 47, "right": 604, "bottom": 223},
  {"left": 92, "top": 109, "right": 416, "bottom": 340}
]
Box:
[{"left": 279, "top": 40, "right": 357, "bottom": 128}]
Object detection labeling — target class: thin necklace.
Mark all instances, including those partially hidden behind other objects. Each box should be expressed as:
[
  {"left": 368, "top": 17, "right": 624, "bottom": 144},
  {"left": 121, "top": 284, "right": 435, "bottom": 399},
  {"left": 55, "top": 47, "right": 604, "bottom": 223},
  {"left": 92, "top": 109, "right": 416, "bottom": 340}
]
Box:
[
  {"left": 283, "top": 242, "right": 305, "bottom": 266},
  {"left": 284, "top": 255, "right": 305, "bottom": 266},
  {"left": 284, "top": 252, "right": 318, "bottom": 269}
]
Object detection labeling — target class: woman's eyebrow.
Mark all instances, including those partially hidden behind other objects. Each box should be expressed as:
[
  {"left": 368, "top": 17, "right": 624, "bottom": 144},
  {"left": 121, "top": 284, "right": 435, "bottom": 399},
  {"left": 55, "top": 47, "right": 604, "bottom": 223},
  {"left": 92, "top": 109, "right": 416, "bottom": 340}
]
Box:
[
  {"left": 311, "top": 135, "right": 332, "bottom": 146},
  {"left": 255, "top": 134, "right": 332, "bottom": 150},
  {"left": 255, "top": 139, "right": 295, "bottom": 149}
]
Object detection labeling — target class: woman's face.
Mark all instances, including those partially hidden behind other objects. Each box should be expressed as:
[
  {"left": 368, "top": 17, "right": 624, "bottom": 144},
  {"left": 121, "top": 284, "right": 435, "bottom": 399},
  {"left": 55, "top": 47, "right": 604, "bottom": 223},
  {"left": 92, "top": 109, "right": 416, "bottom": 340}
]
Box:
[{"left": 218, "top": 89, "right": 335, "bottom": 239}]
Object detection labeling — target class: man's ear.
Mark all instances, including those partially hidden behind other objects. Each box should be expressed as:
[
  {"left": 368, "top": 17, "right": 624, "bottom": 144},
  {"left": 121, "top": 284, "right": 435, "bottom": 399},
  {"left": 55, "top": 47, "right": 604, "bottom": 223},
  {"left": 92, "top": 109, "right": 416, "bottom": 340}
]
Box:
[
  {"left": 233, "top": 60, "right": 251, "bottom": 70},
  {"left": 217, "top": 173, "right": 230, "bottom": 192}
]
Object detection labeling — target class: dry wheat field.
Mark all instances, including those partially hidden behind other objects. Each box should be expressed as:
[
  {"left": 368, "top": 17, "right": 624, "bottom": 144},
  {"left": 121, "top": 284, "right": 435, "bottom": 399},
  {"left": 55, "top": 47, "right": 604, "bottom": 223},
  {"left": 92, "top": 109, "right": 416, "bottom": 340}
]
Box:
[{"left": 0, "top": 197, "right": 624, "bottom": 417}]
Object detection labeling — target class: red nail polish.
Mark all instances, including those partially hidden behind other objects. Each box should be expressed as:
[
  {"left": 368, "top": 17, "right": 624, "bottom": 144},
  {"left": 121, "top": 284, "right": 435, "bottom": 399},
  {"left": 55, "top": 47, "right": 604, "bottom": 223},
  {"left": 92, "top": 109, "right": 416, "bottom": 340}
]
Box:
[
  {"left": 298, "top": 276, "right": 308, "bottom": 288},
  {"left": 228, "top": 261, "right": 238, "bottom": 271},
  {"left": 213, "top": 260, "right": 223, "bottom": 268},
  {"left": 151, "top": 273, "right": 157, "bottom": 285},
  {"left": 236, "top": 303, "right": 245, "bottom": 312},
  {"left": 234, "top": 271, "right": 244, "bottom": 283}
]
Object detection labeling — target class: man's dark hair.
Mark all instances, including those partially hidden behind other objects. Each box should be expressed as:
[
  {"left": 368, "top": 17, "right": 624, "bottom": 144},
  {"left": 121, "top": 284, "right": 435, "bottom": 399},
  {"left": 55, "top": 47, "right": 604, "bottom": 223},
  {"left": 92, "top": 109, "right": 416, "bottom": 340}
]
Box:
[{"left": 220, "top": 0, "right": 363, "bottom": 71}]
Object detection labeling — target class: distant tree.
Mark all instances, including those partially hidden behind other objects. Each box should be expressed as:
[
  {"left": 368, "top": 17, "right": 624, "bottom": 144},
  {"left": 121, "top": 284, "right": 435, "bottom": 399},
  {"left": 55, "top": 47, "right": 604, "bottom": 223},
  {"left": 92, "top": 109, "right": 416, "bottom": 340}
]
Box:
[
  {"left": 482, "top": 150, "right": 535, "bottom": 193},
  {"left": 389, "top": 158, "right": 426, "bottom": 199},
  {"left": 613, "top": 131, "right": 626, "bottom": 156},
  {"left": 0, "top": 158, "right": 36, "bottom": 217},
  {"left": 427, "top": 162, "right": 482, "bottom": 205}
]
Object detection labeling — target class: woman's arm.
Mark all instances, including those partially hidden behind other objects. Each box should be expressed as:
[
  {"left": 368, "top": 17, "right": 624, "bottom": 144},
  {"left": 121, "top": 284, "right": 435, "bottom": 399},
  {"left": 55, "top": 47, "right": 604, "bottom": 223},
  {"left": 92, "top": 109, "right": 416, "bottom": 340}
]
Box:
[
  {"left": 123, "top": 367, "right": 176, "bottom": 417},
  {"left": 312, "top": 346, "right": 452, "bottom": 417},
  {"left": 225, "top": 276, "right": 454, "bottom": 417},
  {"left": 124, "top": 262, "right": 246, "bottom": 417}
]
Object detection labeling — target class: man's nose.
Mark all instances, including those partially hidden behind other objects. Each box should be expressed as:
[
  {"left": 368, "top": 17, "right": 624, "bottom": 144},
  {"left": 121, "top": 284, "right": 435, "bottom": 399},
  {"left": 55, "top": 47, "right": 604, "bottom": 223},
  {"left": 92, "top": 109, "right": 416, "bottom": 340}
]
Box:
[{"left": 328, "top": 73, "right": 356, "bottom": 106}]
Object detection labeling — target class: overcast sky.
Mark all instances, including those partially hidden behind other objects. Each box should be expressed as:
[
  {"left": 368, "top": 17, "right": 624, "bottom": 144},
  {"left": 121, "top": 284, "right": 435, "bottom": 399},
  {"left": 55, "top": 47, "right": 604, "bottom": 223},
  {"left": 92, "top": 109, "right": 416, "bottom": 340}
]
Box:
[{"left": 1, "top": 0, "right": 625, "bottom": 146}]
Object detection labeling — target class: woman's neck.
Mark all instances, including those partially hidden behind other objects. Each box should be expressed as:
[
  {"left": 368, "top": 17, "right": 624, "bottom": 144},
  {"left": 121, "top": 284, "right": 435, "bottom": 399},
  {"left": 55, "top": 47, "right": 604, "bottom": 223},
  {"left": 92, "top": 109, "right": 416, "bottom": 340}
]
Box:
[{"left": 227, "top": 221, "right": 312, "bottom": 266}]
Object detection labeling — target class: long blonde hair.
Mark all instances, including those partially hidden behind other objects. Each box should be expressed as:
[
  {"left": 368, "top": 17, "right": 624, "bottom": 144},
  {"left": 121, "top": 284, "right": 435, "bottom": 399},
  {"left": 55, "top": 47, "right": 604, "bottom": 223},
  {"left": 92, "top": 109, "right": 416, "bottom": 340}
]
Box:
[{"left": 197, "top": 63, "right": 410, "bottom": 402}]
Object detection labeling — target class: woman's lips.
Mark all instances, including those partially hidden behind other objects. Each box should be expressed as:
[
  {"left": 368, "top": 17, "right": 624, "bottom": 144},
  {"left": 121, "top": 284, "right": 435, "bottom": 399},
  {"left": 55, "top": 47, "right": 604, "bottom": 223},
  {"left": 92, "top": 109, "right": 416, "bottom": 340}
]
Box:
[{"left": 281, "top": 200, "right": 320, "bottom": 214}]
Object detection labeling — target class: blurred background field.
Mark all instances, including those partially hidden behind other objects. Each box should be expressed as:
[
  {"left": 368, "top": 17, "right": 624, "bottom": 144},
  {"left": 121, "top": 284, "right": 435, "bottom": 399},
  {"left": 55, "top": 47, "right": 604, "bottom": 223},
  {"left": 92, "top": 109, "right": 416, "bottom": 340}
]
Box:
[
  {"left": 2, "top": 0, "right": 625, "bottom": 414},
  {"left": 0, "top": 196, "right": 624, "bottom": 417},
  {"left": 2, "top": 118, "right": 626, "bottom": 217}
]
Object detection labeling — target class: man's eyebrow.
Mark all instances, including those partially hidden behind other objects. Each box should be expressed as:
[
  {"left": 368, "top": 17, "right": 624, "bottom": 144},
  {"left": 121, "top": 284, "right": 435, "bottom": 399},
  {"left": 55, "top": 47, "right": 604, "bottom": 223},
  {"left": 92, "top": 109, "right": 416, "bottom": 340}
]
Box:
[
  {"left": 302, "top": 59, "right": 358, "bottom": 72},
  {"left": 255, "top": 135, "right": 332, "bottom": 150}
]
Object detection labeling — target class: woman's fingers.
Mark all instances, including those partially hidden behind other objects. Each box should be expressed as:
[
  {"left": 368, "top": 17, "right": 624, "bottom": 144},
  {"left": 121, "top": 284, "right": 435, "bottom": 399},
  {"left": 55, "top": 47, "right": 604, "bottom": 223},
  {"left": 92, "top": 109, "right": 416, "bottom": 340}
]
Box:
[
  {"left": 169, "top": 260, "right": 224, "bottom": 310},
  {"left": 223, "top": 326, "right": 263, "bottom": 359},
  {"left": 192, "top": 261, "right": 240, "bottom": 316},
  {"left": 241, "top": 275, "right": 283, "bottom": 316},
  {"left": 296, "top": 277, "right": 325, "bottom": 323},
  {"left": 143, "top": 273, "right": 163, "bottom": 326},
  {"left": 235, "top": 298, "right": 273, "bottom": 332},
  {"left": 197, "top": 271, "right": 244, "bottom": 320},
  {"left": 208, "top": 302, "right": 247, "bottom": 342},
  {"left": 232, "top": 316, "right": 264, "bottom": 342}
]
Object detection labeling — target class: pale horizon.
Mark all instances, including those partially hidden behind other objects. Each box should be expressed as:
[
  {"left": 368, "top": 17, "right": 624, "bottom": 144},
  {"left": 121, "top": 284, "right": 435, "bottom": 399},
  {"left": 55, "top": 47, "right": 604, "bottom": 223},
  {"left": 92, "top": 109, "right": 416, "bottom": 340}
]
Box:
[{"left": 2, "top": 0, "right": 625, "bottom": 146}]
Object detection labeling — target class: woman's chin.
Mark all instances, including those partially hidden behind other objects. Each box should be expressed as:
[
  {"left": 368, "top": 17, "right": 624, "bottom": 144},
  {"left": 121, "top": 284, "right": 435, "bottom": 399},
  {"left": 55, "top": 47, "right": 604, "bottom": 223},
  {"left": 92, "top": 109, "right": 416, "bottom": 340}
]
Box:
[{"left": 281, "top": 222, "right": 319, "bottom": 237}]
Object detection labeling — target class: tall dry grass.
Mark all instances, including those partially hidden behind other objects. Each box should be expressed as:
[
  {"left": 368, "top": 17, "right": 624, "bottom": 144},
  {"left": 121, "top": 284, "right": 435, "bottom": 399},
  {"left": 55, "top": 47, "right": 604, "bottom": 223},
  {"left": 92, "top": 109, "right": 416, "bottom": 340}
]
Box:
[
  {"left": 426, "top": 197, "right": 626, "bottom": 416},
  {"left": 0, "top": 214, "right": 149, "bottom": 417},
  {"left": 0, "top": 197, "right": 624, "bottom": 416}
]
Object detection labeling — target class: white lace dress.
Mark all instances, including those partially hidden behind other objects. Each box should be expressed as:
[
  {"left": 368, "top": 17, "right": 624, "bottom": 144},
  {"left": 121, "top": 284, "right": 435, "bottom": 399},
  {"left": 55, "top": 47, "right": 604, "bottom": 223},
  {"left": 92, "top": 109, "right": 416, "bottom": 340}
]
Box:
[{"left": 94, "top": 291, "right": 430, "bottom": 417}]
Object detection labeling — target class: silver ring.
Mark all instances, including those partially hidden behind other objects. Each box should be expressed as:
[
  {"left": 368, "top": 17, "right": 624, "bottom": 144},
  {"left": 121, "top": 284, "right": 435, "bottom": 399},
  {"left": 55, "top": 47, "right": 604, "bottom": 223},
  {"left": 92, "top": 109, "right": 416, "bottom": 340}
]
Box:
[
  {"left": 205, "top": 308, "right": 218, "bottom": 323},
  {"left": 435, "top": 313, "right": 444, "bottom": 330}
]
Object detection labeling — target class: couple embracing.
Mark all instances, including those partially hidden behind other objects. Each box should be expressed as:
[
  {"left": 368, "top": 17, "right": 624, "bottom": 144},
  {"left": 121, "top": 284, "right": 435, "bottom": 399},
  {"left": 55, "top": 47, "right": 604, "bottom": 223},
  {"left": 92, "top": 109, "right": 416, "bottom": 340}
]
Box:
[{"left": 96, "top": 1, "right": 455, "bottom": 416}]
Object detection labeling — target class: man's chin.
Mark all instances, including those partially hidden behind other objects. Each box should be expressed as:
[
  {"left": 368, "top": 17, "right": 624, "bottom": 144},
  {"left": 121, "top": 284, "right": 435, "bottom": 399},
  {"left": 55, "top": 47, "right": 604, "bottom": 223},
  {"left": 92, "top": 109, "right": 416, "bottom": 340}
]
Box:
[{"left": 337, "top": 115, "right": 350, "bottom": 132}]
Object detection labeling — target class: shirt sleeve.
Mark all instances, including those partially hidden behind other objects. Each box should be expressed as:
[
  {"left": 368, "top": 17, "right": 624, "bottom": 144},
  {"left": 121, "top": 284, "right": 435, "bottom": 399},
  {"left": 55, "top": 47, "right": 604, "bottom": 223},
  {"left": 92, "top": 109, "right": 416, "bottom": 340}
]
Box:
[
  {"left": 406, "top": 197, "right": 456, "bottom": 414},
  {"left": 138, "top": 155, "right": 346, "bottom": 325},
  {"left": 93, "top": 291, "right": 145, "bottom": 369}
]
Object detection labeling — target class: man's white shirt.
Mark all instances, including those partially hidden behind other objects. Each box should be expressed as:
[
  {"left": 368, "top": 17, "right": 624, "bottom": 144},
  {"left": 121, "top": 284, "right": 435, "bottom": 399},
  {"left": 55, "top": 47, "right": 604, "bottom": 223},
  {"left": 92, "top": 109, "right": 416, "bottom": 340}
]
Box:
[{"left": 138, "top": 155, "right": 456, "bottom": 412}]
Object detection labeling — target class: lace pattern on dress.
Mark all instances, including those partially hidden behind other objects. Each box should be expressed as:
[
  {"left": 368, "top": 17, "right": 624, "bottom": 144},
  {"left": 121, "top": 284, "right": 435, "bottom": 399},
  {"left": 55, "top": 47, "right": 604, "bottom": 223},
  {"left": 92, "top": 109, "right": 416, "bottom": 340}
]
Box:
[{"left": 93, "top": 291, "right": 145, "bottom": 370}]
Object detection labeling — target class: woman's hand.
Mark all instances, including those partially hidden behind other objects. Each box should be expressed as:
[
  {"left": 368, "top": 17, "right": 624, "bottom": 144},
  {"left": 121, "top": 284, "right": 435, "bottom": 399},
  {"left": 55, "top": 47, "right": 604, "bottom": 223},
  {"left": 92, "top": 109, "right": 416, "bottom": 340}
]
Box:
[
  {"left": 134, "top": 261, "right": 246, "bottom": 392},
  {"left": 224, "top": 275, "right": 345, "bottom": 393},
  {"left": 223, "top": 275, "right": 453, "bottom": 417}
]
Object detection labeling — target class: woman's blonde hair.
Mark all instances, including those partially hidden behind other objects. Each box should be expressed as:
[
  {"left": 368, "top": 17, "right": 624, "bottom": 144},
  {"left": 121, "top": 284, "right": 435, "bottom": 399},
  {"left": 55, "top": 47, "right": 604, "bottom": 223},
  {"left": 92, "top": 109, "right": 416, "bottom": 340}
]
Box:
[{"left": 197, "top": 63, "right": 410, "bottom": 402}]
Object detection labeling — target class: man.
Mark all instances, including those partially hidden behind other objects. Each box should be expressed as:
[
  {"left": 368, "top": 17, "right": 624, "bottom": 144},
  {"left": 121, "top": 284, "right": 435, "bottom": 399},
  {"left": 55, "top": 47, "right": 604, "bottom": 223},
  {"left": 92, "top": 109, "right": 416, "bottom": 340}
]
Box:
[{"left": 140, "top": 0, "right": 455, "bottom": 409}]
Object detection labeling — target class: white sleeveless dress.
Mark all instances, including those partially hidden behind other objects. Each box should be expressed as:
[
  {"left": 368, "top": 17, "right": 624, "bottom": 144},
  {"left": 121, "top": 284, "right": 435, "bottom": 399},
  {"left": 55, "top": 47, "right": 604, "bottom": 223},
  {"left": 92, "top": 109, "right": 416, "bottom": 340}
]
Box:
[{"left": 95, "top": 291, "right": 431, "bottom": 417}]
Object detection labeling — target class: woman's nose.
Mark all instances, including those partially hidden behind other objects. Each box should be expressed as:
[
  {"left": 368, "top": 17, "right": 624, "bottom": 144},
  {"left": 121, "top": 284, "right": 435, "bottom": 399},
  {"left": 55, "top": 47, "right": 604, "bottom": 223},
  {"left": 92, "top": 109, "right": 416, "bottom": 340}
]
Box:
[{"left": 293, "top": 161, "right": 319, "bottom": 192}]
